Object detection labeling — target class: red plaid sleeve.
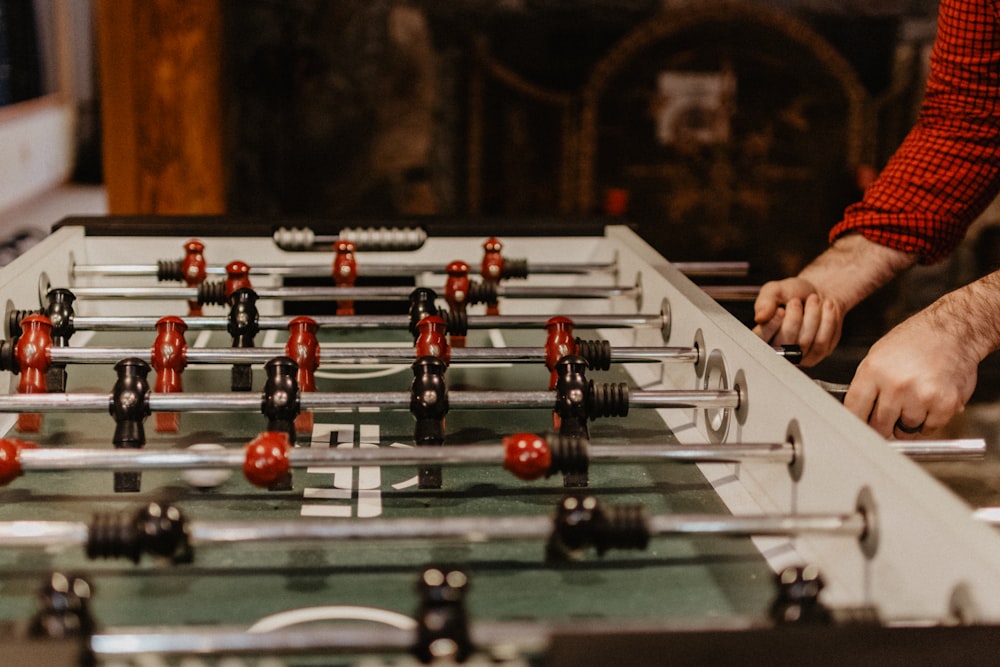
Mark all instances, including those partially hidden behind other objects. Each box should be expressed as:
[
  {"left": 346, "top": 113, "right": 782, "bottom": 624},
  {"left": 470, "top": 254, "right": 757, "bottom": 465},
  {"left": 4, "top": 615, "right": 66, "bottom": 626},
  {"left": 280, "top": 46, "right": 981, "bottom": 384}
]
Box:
[{"left": 830, "top": 0, "right": 1000, "bottom": 264}]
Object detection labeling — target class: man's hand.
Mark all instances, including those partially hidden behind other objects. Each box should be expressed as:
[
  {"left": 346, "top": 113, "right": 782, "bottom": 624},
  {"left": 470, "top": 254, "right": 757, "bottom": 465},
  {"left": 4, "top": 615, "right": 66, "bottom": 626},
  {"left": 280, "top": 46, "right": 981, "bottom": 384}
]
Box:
[
  {"left": 752, "top": 278, "right": 844, "bottom": 366},
  {"left": 751, "top": 234, "right": 918, "bottom": 367},
  {"left": 843, "top": 313, "right": 977, "bottom": 439},
  {"left": 842, "top": 269, "right": 1000, "bottom": 438}
]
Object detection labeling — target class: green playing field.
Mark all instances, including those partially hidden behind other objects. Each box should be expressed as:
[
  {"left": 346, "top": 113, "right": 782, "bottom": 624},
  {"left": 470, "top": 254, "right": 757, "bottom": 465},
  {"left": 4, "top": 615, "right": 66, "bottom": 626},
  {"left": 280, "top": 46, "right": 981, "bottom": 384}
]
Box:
[{"left": 0, "top": 324, "right": 775, "bottom": 639}]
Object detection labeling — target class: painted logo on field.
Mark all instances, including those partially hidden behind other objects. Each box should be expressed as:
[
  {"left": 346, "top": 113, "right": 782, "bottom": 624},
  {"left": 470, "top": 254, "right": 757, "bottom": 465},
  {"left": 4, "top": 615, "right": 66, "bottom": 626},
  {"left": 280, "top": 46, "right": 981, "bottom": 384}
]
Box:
[{"left": 300, "top": 423, "right": 415, "bottom": 518}]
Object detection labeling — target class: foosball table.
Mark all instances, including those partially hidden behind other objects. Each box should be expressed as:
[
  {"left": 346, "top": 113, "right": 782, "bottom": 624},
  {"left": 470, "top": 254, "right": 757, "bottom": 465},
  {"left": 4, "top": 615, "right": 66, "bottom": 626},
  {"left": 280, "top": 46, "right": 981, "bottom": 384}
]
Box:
[{"left": 2, "top": 217, "right": 1000, "bottom": 665}]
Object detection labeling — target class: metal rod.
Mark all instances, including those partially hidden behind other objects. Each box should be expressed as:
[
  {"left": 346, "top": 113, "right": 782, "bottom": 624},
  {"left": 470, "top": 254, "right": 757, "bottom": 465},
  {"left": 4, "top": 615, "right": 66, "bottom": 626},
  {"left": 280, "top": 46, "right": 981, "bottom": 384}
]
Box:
[
  {"left": 0, "top": 387, "right": 742, "bottom": 413},
  {"left": 73, "top": 259, "right": 622, "bottom": 279},
  {"left": 71, "top": 260, "right": 748, "bottom": 280},
  {"left": 671, "top": 261, "right": 749, "bottom": 277},
  {"left": 622, "top": 390, "right": 738, "bottom": 410},
  {"left": 51, "top": 312, "right": 669, "bottom": 333},
  {"left": 701, "top": 285, "right": 760, "bottom": 302},
  {"left": 90, "top": 616, "right": 760, "bottom": 658},
  {"left": 0, "top": 520, "right": 89, "bottom": 547},
  {"left": 11, "top": 437, "right": 974, "bottom": 476},
  {"left": 91, "top": 624, "right": 424, "bottom": 657},
  {"left": 183, "top": 515, "right": 552, "bottom": 543},
  {"left": 973, "top": 507, "right": 1000, "bottom": 526},
  {"left": 61, "top": 283, "right": 641, "bottom": 302},
  {"left": 0, "top": 510, "right": 866, "bottom": 549},
  {"left": 645, "top": 512, "right": 866, "bottom": 538},
  {"left": 47, "top": 345, "right": 697, "bottom": 367},
  {"left": 15, "top": 441, "right": 798, "bottom": 474},
  {"left": 271, "top": 226, "right": 428, "bottom": 252},
  {"left": 894, "top": 439, "right": 987, "bottom": 462}
]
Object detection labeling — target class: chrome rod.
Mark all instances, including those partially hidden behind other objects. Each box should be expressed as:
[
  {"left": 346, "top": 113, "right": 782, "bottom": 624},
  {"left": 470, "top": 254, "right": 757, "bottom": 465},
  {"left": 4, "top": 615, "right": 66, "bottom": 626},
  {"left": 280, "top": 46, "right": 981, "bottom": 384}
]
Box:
[
  {"left": 894, "top": 438, "right": 987, "bottom": 462},
  {"left": 62, "top": 283, "right": 641, "bottom": 302},
  {"left": 52, "top": 312, "right": 669, "bottom": 333},
  {"left": 9, "top": 438, "right": 975, "bottom": 476},
  {"left": 46, "top": 345, "right": 699, "bottom": 366},
  {"left": 91, "top": 624, "right": 423, "bottom": 657},
  {"left": 73, "top": 260, "right": 748, "bottom": 280},
  {"left": 73, "top": 259, "right": 622, "bottom": 278},
  {"left": 646, "top": 512, "right": 866, "bottom": 538},
  {"left": 701, "top": 285, "right": 760, "bottom": 302},
  {"left": 89, "top": 616, "right": 759, "bottom": 658},
  {"left": 974, "top": 507, "right": 1000, "bottom": 526},
  {"left": 0, "top": 510, "right": 865, "bottom": 549},
  {"left": 671, "top": 261, "right": 749, "bottom": 277},
  {"left": 0, "top": 388, "right": 742, "bottom": 413},
  {"left": 14, "top": 441, "right": 797, "bottom": 474}
]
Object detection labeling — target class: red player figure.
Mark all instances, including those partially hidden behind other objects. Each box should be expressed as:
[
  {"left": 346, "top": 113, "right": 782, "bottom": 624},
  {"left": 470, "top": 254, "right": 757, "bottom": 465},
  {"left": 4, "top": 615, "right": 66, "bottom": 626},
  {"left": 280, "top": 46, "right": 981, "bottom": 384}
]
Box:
[
  {"left": 502, "top": 432, "right": 552, "bottom": 481},
  {"left": 244, "top": 431, "right": 291, "bottom": 488},
  {"left": 14, "top": 314, "right": 52, "bottom": 433},
  {"left": 544, "top": 316, "right": 577, "bottom": 390},
  {"left": 181, "top": 240, "right": 207, "bottom": 316},
  {"left": 224, "top": 260, "right": 252, "bottom": 300},
  {"left": 0, "top": 438, "right": 35, "bottom": 485},
  {"left": 332, "top": 240, "right": 358, "bottom": 316},
  {"left": 480, "top": 237, "right": 503, "bottom": 316},
  {"left": 414, "top": 315, "right": 450, "bottom": 365},
  {"left": 285, "top": 316, "right": 320, "bottom": 434},
  {"left": 151, "top": 316, "right": 188, "bottom": 433},
  {"left": 444, "top": 260, "right": 470, "bottom": 348}
]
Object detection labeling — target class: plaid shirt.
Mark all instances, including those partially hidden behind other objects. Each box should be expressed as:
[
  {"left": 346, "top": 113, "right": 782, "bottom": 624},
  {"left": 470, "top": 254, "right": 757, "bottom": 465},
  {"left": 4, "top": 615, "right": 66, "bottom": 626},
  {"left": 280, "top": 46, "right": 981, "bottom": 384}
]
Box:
[{"left": 830, "top": 0, "right": 1000, "bottom": 263}]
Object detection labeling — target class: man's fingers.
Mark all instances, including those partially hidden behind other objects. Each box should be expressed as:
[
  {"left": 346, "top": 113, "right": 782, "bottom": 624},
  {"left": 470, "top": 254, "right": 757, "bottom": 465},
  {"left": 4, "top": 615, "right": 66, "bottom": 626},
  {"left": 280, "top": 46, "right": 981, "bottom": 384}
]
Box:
[
  {"left": 801, "top": 299, "right": 840, "bottom": 366},
  {"left": 867, "top": 398, "right": 901, "bottom": 438},
  {"left": 752, "top": 306, "right": 785, "bottom": 342},
  {"left": 893, "top": 414, "right": 927, "bottom": 438},
  {"left": 843, "top": 379, "right": 879, "bottom": 432},
  {"left": 845, "top": 382, "right": 920, "bottom": 439},
  {"left": 753, "top": 284, "right": 784, "bottom": 324},
  {"left": 774, "top": 298, "right": 804, "bottom": 346},
  {"left": 796, "top": 294, "right": 822, "bottom": 356}
]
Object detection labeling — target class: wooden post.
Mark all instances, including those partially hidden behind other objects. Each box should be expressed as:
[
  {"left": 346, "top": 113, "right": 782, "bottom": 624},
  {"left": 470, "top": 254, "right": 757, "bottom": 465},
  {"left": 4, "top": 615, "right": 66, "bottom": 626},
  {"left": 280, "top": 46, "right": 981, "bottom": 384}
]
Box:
[{"left": 95, "top": 0, "right": 225, "bottom": 214}]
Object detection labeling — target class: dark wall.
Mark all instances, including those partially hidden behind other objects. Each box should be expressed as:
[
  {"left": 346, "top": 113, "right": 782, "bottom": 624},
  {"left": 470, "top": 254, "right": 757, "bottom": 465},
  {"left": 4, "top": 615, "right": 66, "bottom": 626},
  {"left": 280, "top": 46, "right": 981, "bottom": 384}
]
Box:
[
  {"left": 223, "top": 1, "right": 935, "bottom": 211},
  {"left": 218, "top": 0, "right": 942, "bottom": 349},
  {"left": 0, "top": 0, "right": 42, "bottom": 106}
]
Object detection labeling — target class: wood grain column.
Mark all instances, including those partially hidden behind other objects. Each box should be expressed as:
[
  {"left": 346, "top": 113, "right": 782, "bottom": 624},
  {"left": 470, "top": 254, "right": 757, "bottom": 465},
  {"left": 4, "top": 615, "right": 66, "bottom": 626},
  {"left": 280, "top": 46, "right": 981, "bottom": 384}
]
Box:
[{"left": 96, "top": 0, "right": 225, "bottom": 214}]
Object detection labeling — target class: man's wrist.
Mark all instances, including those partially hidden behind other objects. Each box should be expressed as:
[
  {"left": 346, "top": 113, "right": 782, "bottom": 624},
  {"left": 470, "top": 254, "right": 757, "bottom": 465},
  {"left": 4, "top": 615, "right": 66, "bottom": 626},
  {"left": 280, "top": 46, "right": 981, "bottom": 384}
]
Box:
[
  {"left": 798, "top": 233, "right": 917, "bottom": 313},
  {"left": 925, "top": 271, "right": 1000, "bottom": 363}
]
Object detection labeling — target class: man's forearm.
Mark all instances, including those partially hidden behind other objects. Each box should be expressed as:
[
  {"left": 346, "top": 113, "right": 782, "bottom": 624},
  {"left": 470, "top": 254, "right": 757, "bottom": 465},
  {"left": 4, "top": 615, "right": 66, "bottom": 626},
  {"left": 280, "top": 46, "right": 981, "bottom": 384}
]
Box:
[
  {"left": 797, "top": 233, "right": 918, "bottom": 313},
  {"left": 918, "top": 270, "right": 1000, "bottom": 363}
]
